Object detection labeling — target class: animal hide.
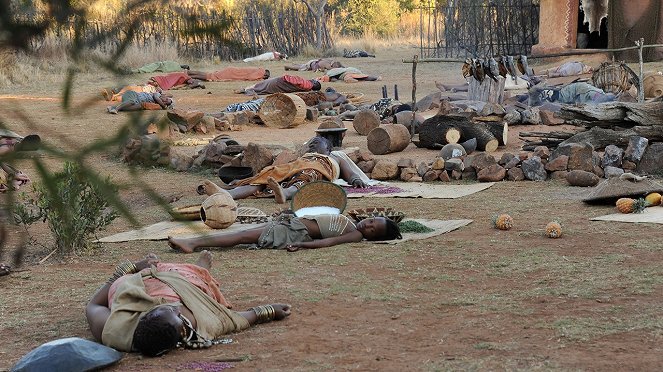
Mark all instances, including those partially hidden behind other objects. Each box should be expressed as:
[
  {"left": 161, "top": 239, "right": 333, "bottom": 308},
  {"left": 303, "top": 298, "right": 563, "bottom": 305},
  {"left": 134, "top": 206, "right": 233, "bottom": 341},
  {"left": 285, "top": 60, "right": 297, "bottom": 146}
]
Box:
[{"left": 582, "top": 0, "right": 609, "bottom": 33}]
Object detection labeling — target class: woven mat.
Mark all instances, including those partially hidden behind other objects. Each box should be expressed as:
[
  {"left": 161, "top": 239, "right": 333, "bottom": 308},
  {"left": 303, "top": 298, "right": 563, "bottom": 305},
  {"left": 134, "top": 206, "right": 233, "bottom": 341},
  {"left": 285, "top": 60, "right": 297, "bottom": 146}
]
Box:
[
  {"left": 96, "top": 221, "right": 262, "bottom": 243},
  {"left": 590, "top": 207, "right": 663, "bottom": 224},
  {"left": 345, "top": 182, "right": 495, "bottom": 199},
  {"left": 378, "top": 219, "right": 473, "bottom": 245},
  {"left": 97, "top": 218, "right": 472, "bottom": 244}
]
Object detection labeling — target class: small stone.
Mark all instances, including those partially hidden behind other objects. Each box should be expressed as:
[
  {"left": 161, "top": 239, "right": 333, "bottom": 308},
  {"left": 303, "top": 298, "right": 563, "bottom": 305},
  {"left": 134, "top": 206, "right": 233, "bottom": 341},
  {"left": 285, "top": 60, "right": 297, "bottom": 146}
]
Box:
[
  {"left": 518, "top": 152, "right": 530, "bottom": 161},
  {"left": 372, "top": 160, "right": 400, "bottom": 180},
  {"left": 499, "top": 153, "right": 516, "bottom": 166},
  {"left": 306, "top": 107, "right": 319, "bottom": 121},
  {"left": 273, "top": 150, "right": 298, "bottom": 166},
  {"left": 417, "top": 162, "right": 430, "bottom": 177},
  {"left": 357, "top": 160, "right": 376, "bottom": 174},
  {"left": 409, "top": 176, "right": 423, "bottom": 182},
  {"left": 461, "top": 167, "right": 477, "bottom": 181},
  {"left": 552, "top": 143, "right": 594, "bottom": 172},
  {"left": 400, "top": 167, "right": 418, "bottom": 181},
  {"left": 439, "top": 171, "right": 451, "bottom": 182},
  {"left": 533, "top": 146, "right": 550, "bottom": 160},
  {"left": 539, "top": 110, "right": 565, "bottom": 125},
  {"left": 477, "top": 164, "right": 506, "bottom": 182},
  {"left": 423, "top": 170, "right": 441, "bottom": 182},
  {"left": 507, "top": 167, "right": 525, "bottom": 181},
  {"left": 603, "top": 166, "right": 624, "bottom": 178},
  {"left": 602, "top": 145, "right": 623, "bottom": 168},
  {"left": 431, "top": 157, "right": 445, "bottom": 170},
  {"left": 550, "top": 170, "right": 569, "bottom": 180},
  {"left": 471, "top": 153, "right": 497, "bottom": 172},
  {"left": 566, "top": 170, "right": 600, "bottom": 187},
  {"left": 504, "top": 157, "right": 521, "bottom": 170},
  {"left": 622, "top": 160, "right": 637, "bottom": 171},
  {"left": 545, "top": 155, "right": 568, "bottom": 172},
  {"left": 451, "top": 170, "right": 463, "bottom": 180},
  {"left": 444, "top": 158, "right": 465, "bottom": 172},
  {"left": 397, "top": 158, "right": 415, "bottom": 168},
  {"left": 521, "top": 156, "right": 547, "bottom": 181},
  {"left": 593, "top": 164, "right": 604, "bottom": 178},
  {"left": 358, "top": 150, "right": 374, "bottom": 162},
  {"left": 636, "top": 142, "right": 663, "bottom": 176}
]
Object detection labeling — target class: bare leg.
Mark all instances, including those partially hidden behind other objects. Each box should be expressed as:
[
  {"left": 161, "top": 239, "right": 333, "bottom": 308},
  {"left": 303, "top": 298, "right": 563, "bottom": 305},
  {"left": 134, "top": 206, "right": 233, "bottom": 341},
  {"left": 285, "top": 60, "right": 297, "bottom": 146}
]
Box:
[
  {"left": 267, "top": 177, "right": 286, "bottom": 204},
  {"left": 197, "top": 180, "right": 227, "bottom": 196},
  {"left": 195, "top": 250, "right": 213, "bottom": 270},
  {"left": 168, "top": 226, "right": 265, "bottom": 253}
]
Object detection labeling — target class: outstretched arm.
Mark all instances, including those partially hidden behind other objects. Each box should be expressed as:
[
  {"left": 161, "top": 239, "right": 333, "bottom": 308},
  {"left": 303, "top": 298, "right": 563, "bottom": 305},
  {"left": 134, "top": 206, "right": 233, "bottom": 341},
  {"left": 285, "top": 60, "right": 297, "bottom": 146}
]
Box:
[
  {"left": 335, "top": 154, "right": 369, "bottom": 188},
  {"left": 286, "top": 230, "right": 363, "bottom": 251}
]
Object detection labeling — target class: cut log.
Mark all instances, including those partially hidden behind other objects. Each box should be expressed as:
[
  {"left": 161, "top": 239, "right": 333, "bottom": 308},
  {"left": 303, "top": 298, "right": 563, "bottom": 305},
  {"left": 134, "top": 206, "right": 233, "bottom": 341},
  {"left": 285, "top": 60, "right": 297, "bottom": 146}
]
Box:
[
  {"left": 367, "top": 124, "right": 411, "bottom": 155},
  {"left": 556, "top": 127, "right": 663, "bottom": 150},
  {"left": 353, "top": 109, "right": 380, "bottom": 135},
  {"left": 468, "top": 75, "right": 506, "bottom": 104},
  {"left": 454, "top": 122, "right": 499, "bottom": 152},
  {"left": 417, "top": 115, "right": 468, "bottom": 149},
  {"left": 559, "top": 101, "right": 663, "bottom": 126},
  {"left": 484, "top": 121, "right": 508, "bottom": 146}
]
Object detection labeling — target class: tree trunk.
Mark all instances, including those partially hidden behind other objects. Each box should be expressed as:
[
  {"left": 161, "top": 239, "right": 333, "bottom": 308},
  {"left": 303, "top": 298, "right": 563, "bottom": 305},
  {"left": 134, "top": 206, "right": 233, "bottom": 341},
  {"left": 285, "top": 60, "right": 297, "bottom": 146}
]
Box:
[
  {"left": 559, "top": 101, "right": 663, "bottom": 126},
  {"left": 455, "top": 122, "right": 499, "bottom": 152},
  {"left": 417, "top": 115, "right": 473, "bottom": 149},
  {"left": 468, "top": 75, "right": 505, "bottom": 104},
  {"left": 367, "top": 124, "right": 411, "bottom": 155},
  {"left": 352, "top": 109, "right": 380, "bottom": 135},
  {"left": 484, "top": 121, "right": 508, "bottom": 146},
  {"left": 557, "top": 127, "right": 663, "bottom": 150}
]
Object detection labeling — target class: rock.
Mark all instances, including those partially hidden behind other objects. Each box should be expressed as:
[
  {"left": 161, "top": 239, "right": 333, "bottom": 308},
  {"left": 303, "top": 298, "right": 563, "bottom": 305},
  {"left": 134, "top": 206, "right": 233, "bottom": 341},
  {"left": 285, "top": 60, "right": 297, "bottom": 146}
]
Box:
[
  {"left": 371, "top": 160, "right": 399, "bottom": 180},
  {"left": 167, "top": 109, "right": 204, "bottom": 132},
  {"left": 439, "top": 143, "right": 466, "bottom": 160},
  {"left": 397, "top": 158, "right": 415, "bottom": 168},
  {"left": 11, "top": 337, "right": 122, "bottom": 372},
  {"left": 479, "top": 102, "right": 506, "bottom": 116},
  {"left": 604, "top": 166, "right": 624, "bottom": 178},
  {"left": 507, "top": 167, "right": 525, "bottom": 181},
  {"left": 477, "top": 164, "right": 506, "bottom": 182},
  {"left": 318, "top": 101, "right": 333, "bottom": 111},
  {"left": 552, "top": 143, "right": 593, "bottom": 172},
  {"left": 199, "top": 115, "right": 216, "bottom": 133},
  {"left": 169, "top": 149, "right": 193, "bottom": 171},
  {"left": 122, "top": 135, "right": 170, "bottom": 166},
  {"left": 345, "top": 148, "right": 361, "bottom": 164},
  {"left": 273, "top": 150, "right": 298, "bottom": 166},
  {"left": 521, "top": 156, "right": 547, "bottom": 181},
  {"left": 444, "top": 158, "right": 465, "bottom": 172},
  {"left": 431, "top": 157, "right": 445, "bottom": 170},
  {"left": 624, "top": 136, "right": 649, "bottom": 163},
  {"left": 533, "top": 146, "right": 550, "bottom": 160},
  {"left": 423, "top": 170, "right": 441, "bottom": 182},
  {"left": 460, "top": 137, "right": 477, "bottom": 154},
  {"left": 409, "top": 176, "right": 423, "bottom": 182},
  {"left": 400, "top": 167, "right": 418, "bottom": 181},
  {"left": 358, "top": 150, "right": 374, "bottom": 162},
  {"left": 593, "top": 164, "right": 604, "bottom": 178},
  {"left": 539, "top": 109, "right": 565, "bottom": 125},
  {"left": 439, "top": 171, "right": 451, "bottom": 182},
  {"left": 462, "top": 167, "right": 477, "bottom": 181},
  {"left": 622, "top": 160, "right": 637, "bottom": 171},
  {"left": 357, "top": 160, "right": 376, "bottom": 174},
  {"left": 471, "top": 153, "right": 497, "bottom": 172},
  {"left": 504, "top": 110, "right": 522, "bottom": 125},
  {"left": 417, "top": 162, "right": 430, "bottom": 177},
  {"left": 504, "top": 157, "right": 521, "bottom": 170},
  {"left": 549, "top": 170, "right": 569, "bottom": 180},
  {"left": 223, "top": 111, "right": 252, "bottom": 126},
  {"left": 544, "top": 155, "right": 568, "bottom": 172},
  {"left": 566, "top": 170, "right": 600, "bottom": 187},
  {"left": 499, "top": 153, "right": 516, "bottom": 166},
  {"left": 241, "top": 142, "right": 273, "bottom": 174},
  {"left": 451, "top": 169, "right": 463, "bottom": 180},
  {"left": 306, "top": 107, "right": 319, "bottom": 121},
  {"left": 636, "top": 142, "right": 663, "bottom": 176},
  {"left": 518, "top": 152, "right": 530, "bottom": 161},
  {"left": 521, "top": 107, "right": 541, "bottom": 124},
  {"left": 602, "top": 145, "right": 623, "bottom": 168}
]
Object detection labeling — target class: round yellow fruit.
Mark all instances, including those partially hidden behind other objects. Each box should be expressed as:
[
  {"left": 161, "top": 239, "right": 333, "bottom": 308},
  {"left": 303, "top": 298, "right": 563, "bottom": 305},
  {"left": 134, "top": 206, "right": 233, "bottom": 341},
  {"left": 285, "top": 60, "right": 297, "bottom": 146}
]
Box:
[
  {"left": 493, "top": 214, "right": 513, "bottom": 230},
  {"left": 645, "top": 192, "right": 661, "bottom": 206},
  {"left": 545, "top": 222, "right": 562, "bottom": 238}
]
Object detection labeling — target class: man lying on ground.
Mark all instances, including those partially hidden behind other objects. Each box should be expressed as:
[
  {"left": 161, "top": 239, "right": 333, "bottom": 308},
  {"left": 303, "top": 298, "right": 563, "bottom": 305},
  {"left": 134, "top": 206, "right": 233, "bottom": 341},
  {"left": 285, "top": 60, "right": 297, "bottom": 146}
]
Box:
[
  {"left": 107, "top": 91, "right": 173, "bottom": 114},
  {"left": 0, "top": 129, "right": 35, "bottom": 192},
  {"left": 284, "top": 58, "right": 344, "bottom": 72},
  {"left": 168, "top": 214, "right": 402, "bottom": 253},
  {"left": 540, "top": 62, "right": 593, "bottom": 78},
  {"left": 148, "top": 72, "right": 204, "bottom": 90},
  {"left": 102, "top": 84, "right": 162, "bottom": 102},
  {"left": 338, "top": 98, "right": 411, "bottom": 120},
  {"left": 85, "top": 251, "right": 291, "bottom": 356},
  {"left": 343, "top": 49, "right": 375, "bottom": 58},
  {"left": 187, "top": 67, "right": 270, "bottom": 82},
  {"left": 197, "top": 136, "right": 368, "bottom": 204},
  {"left": 235, "top": 75, "right": 321, "bottom": 95},
  {"left": 243, "top": 51, "right": 287, "bottom": 63},
  {"left": 131, "top": 61, "right": 189, "bottom": 74},
  {"left": 527, "top": 81, "right": 616, "bottom": 106},
  {"left": 318, "top": 67, "right": 381, "bottom": 83}
]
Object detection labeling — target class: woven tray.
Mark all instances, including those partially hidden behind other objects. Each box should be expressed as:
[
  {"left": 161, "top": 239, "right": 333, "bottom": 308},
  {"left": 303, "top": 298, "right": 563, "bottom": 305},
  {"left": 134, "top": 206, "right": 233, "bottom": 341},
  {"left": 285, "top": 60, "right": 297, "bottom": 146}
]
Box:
[
  {"left": 347, "top": 207, "right": 405, "bottom": 223},
  {"left": 291, "top": 181, "right": 347, "bottom": 213}
]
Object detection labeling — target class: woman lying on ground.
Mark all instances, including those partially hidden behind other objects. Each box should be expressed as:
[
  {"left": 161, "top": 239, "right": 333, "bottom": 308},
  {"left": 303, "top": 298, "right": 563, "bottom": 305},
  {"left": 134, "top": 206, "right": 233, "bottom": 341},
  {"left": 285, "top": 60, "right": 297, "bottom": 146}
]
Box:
[
  {"left": 168, "top": 213, "right": 402, "bottom": 254},
  {"left": 85, "top": 251, "right": 291, "bottom": 356},
  {"left": 197, "top": 136, "right": 368, "bottom": 204},
  {"left": 107, "top": 91, "right": 173, "bottom": 114}
]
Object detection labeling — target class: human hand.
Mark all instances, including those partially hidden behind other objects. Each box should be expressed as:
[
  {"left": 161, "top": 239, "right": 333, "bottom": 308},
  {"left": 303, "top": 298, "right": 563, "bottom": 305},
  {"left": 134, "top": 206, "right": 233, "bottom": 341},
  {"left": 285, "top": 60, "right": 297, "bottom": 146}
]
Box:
[
  {"left": 134, "top": 253, "right": 160, "bottom": 271},
  {"left": 10, "top": 171, "right": 30, "bottom": 190},
  {"left": 351, "top": 178, "right": 368, "bottom": 188},
  {"left": 285, "top": 244, "right": 302, "bottom": 252}
]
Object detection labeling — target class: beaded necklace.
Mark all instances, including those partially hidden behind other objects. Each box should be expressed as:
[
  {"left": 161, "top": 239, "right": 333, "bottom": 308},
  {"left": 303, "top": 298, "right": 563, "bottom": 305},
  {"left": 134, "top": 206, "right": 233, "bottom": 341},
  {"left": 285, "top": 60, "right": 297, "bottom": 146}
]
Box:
[{"left": 177, "top": 314, "right": 232, "bottom": 349}]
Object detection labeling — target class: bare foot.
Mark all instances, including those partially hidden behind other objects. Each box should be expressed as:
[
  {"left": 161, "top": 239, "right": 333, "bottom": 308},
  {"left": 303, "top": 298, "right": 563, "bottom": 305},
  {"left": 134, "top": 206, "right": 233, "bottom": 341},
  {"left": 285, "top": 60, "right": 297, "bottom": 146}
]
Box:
[
  {"left": 267, "top": 177, "right": 286, "bottom": 204},
  {"left": 107, "top": 106, "right": 118, "bottom": 114},
  {"left": 271, "top": 303, "right": 292, "bottom": 320},
  {"left": 197, "top": 180, "right": 228, "bottom": 196},
  {"left": 168, "top": 236, "right": 195, "bottom": 253},
  {"left": 195, "top": 250, "right": 213, "bottom": 270}
]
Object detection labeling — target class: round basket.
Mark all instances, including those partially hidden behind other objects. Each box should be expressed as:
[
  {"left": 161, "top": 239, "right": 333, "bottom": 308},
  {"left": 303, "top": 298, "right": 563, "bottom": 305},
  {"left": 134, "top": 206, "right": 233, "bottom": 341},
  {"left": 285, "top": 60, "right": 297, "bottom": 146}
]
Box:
[
  {"left": 218, "top": 166, "right": 254, "bottom": 184},
  {"left": 341, "top": 92, "right": 368, "bottom": 105},
  {"left": 291, "top": 181, "right": 347, "bottom": 214},
  {"left": 172, "top": 204, "right": 202, "bottom": 221},
  {"left": 258, "top": 93, "right": 307, "bottom": 129},
  {"left": 200, "top": 190, "right": 238, "bottom": 229}
]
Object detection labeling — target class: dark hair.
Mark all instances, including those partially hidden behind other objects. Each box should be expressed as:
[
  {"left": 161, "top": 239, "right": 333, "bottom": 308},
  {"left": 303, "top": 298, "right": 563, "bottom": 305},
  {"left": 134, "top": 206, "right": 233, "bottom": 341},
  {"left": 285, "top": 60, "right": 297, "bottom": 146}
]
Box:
[
  {"left": 311, "top": 80, "right": 322, "bottom": 91},
  {"left": 365, "top": 218, "right": 402, "bottom": 241},
  {"left": 264, "top": 69, "right": 270, "bottom": 79},
  {"left": 393, "top": 104, "right": 412, "bottom": 114},
  {"left": 132, "top": 309, "right": 180, "bottom": 357}
]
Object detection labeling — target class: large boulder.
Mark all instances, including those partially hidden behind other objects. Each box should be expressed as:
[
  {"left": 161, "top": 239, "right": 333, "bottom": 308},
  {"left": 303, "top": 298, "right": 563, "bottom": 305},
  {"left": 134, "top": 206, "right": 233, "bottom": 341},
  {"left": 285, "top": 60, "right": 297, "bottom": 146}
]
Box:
[
  {"left": 11, "top": 337, "right": 122, "bottom": 372},
  {"left": 636, "top": 143, "right": 663, "bottom": 176},
  {"left": 544, "top": 155, "right": 568, "bottom": 172},
  {"left": 521, "top": 156, "right": 547, "bottom": 181},
  {"left": 566, "top": 170, "right": 600, "bottom": 187},
  {"left": 371, "top": 160, "right": 399, "bottom": 180},
  {"left": 551, "top": 143, "right": 594, "bottom": 172}
]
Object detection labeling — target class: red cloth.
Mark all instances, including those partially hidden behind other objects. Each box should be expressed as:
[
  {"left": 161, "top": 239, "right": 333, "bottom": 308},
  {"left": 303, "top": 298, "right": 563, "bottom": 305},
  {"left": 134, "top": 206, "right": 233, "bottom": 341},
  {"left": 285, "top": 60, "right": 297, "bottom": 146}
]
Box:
[
  {"left": 282, "top": 75, "right": 314, "bottom": 91},
  {"left": 206, "top": 67, "right": 266, "bottom": 81},
  {"left": 149, "top": 72, "right": 191, "bottom": 90}
]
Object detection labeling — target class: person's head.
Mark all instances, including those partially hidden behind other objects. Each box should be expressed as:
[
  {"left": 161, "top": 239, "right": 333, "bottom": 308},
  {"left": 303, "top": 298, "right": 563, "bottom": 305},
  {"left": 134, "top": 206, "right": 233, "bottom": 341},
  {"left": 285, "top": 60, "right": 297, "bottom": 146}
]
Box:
[
  {"left": 132, "top": 305, "right": 185, "bottom": 356},
  {"left": 331, "top": 61, "right": 343, "bottom": 68},
  {"left": 162, "top": 96, "right": 174, "bottom": 108},
  {"left": 311, "top": 80, "right": 322, "bottom": 91},
  {"left": 325, "top": 87, "right": 337, "bottom": 93},
  {"left": 263, "top": 69, "right": 271, "bottom": 79},
  {"left": 356, "top": 217, "right": 402, "bottom": 241},
  {"left": 306, "top": 136, "right": 332, "bottom": 155}
]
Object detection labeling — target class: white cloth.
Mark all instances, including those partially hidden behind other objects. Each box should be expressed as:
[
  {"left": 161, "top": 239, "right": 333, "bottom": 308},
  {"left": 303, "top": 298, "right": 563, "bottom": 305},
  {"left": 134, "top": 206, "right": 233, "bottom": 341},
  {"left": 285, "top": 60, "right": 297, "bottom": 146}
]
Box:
[
  {"left": 243, "top": 52, "right": 279, "bottom": 63},
  {"left": 330, "top": 150, "right": 383, "bottom": 187}
]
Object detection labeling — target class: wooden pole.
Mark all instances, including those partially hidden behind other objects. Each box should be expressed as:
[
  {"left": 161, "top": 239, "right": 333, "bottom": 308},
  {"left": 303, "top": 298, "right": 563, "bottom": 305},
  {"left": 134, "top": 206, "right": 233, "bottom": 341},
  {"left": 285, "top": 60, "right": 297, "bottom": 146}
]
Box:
[
  {"left": 411, "top": 54, "right": 418, "bottom": 139},
  {"left": 637, "top": 38, "right": 645, "bottom": 103}
]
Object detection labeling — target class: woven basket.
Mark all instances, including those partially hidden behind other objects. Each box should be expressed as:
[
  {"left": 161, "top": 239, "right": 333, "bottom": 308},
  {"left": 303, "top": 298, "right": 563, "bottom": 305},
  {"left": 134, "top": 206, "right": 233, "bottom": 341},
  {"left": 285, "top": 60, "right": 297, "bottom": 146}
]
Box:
[
  {"left": 258, "top": 93, "right": 307, "bottom": 129},
  {"left": 347, "top": 207, "right": 405, "bottom": 223},
  {"left": 172, "top": 204, "right": 201, "bottom": 221},
  {"left": 591, "top": 62, "right": 633, "bottom": 94},
  {"left": 200, "top": 190, "right": 238, "bottom": 229},
  {"left": 291, "top": 181, "right": 347, "bottom": 214},
  {"left": 341, "top": 92, "right": 368, "bottom": 105}
]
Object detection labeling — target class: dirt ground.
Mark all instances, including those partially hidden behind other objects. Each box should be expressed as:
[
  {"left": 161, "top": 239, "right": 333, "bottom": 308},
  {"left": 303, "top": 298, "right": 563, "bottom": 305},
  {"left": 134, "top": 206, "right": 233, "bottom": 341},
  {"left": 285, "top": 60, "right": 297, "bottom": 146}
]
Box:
[{"left": 1, "top": 45, "right": 663, "bottom": 371}]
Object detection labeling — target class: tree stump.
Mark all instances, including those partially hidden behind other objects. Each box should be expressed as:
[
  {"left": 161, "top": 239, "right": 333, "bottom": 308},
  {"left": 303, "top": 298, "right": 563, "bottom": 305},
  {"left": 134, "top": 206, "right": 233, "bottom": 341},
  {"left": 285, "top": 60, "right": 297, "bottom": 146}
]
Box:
[
  {"left": 468, "top": 76, "right": 506, "bottom": 104},
  {"left": 417, "top": 115, "right": 467, "bottom": 149},
  {"left": 367, "top": 124, "right": 411, "bottom": 155},
  {"left": 455, "top": 122, "right": 500, "bottom": 152},
  {"left": 353, "top": 109, "right": 380, "bottom": 135},
  {"left": 484, "top": 122, "right": 508, "bottom": 146}
]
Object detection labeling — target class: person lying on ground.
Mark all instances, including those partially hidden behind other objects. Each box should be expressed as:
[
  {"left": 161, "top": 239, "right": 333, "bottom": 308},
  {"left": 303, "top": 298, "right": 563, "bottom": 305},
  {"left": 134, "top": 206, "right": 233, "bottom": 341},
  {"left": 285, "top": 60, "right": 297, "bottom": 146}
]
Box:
[
  {"left": 197, "top": 136, "right": 369, "bottom": 204},
  {"left": 107, "top": 91, "right": 173, "bottom": 114},
  {"left": 222, "top": 97, "right": 265, "bottom": 113},
  {"left": 102, "top": 84, "right": 162, "bottom": 102},
  {"left": 85, "top": 251, "right": 291, "bottom": 356},
  {"left": 243, "top": 51, "right": 287, "bottom": 63},
  {"left": 187, "top": 67, "right": 270, "bottom": 82},
  {"left": 149, "top": 72, "right": 205, "bottom": 91},
  {"left": 235, "top": 75, "right": 321, "bottom": 95},
  {"left": 318, "top": 67, "right": 381, "bottom": 83},
  {"left": 168, "top": 213, "right": 402, "bottom": 253},
  {"left": 284, "top": 58, "right": 344, "bottom": 72},
  {"left": 338, "top": 98, "right": 411, "bottom": 120},
  {"left": 435, "top": 81, "right": 469, "bottom": 93},
  {"left": 343, "top": 49, "right": 375, "bottom": 58},
  {"left": 0, "top": 130, "right": 33, "bottom": 192},
  {"left": 540, "top": 62, "right": 593, "bottom": 78},
  {"left": 527, "top": 81, "right": 616, "bottom": 106},
  {"left": 131, "top": 61, "right": 189, "bottom": 74}
]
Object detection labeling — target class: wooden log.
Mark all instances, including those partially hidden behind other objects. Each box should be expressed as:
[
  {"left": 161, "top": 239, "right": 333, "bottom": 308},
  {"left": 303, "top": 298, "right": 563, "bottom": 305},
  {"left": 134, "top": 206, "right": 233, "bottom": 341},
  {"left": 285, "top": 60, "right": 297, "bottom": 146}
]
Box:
[
  {"left": 417, "top": 115, "right": 468, "bottom": 149},
  {"left": 352, "top": 109, "right": 380, "bottom": 135},
  {"left": 484, "top": 121, "right": 508, "bottom": 146},
  {"left": 468, "top": 76, "right": 506, "bottom": 104},
  {"left": 559, "top": 101, "right": 663, "bottom": 126},
  {"left": 454, "top": 122, "right": 499, "bottom": 152},
  {"left": 367, "top": 124, "right": 411, "bottom": 155}
]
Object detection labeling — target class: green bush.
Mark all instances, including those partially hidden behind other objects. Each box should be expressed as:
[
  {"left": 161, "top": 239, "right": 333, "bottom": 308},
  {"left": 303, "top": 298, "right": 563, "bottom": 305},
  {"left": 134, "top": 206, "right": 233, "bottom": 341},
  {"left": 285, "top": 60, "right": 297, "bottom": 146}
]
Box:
[{"left": 13, "top": 162, "right": 118, "bottom": 255}]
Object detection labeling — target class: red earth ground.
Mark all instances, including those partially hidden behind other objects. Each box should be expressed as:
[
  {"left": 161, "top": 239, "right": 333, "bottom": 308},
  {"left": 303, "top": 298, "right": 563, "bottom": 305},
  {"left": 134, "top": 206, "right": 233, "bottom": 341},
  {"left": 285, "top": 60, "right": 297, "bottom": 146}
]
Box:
[{"left": 1, "top": 45, "right": 663, "bottom": 371}]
